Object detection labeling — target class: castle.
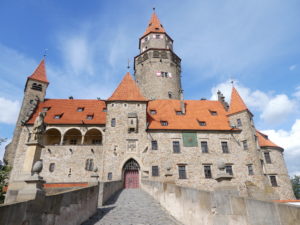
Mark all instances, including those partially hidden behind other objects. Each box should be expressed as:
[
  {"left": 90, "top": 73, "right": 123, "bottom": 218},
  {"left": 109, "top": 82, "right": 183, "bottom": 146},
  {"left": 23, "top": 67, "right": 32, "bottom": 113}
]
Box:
[{"left": 4, "top": 11, "right": 295, "bottom": 201}]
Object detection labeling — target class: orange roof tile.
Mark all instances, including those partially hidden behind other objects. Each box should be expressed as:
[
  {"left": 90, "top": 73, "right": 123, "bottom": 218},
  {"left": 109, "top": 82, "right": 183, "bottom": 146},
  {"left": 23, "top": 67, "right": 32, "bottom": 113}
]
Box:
[
  {"left": 27, "top": 99, "right": 106, "bottom": 125},
  {"left": 147, "top": 100, "right": 234, "bottom": 130},
  {"left": 144, "top": 12, "right": 166, "bottom": 36},
  {"left": 108, "top": 72, "right": 147, "bottom": 101},
  {"left": 256, "top": 130, "right": 283, "bottom": 150},
  {"left": 28, "top": 59, "right": 49, "bottom": 83},
  {"left": 228, "top": 87, "right": 248, "bottom": 115}
]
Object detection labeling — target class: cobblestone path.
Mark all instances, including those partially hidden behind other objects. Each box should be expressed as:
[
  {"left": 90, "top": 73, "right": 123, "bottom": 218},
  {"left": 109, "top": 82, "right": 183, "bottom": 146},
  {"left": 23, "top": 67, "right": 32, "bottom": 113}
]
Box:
[{"left": 82, "top": 189, "right": 181, "bottom": 225}]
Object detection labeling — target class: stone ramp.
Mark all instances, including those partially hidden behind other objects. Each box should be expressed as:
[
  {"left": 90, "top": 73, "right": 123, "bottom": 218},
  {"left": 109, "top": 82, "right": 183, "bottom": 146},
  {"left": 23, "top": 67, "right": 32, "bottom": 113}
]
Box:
[{"left": 82, "top": 189, "right": 182, "bottom": 225}]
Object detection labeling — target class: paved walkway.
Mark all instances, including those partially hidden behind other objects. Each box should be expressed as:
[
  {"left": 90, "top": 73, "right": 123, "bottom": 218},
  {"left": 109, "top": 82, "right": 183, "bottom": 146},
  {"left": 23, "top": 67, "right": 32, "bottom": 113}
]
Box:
[{"left": 82, "top": 189, "right": 181, "bottom": 225}]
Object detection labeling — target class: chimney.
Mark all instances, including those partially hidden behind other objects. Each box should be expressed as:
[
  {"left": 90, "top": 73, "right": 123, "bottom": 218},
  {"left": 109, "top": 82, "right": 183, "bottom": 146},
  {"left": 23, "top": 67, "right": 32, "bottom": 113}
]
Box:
[{"left": 180, "top": 89, "right": 186, "bottom": 114}]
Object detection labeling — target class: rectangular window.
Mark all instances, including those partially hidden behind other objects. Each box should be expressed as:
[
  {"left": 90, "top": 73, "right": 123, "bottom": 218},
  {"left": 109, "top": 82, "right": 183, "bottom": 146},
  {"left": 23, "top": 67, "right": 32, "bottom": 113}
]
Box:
[
  {"left": 247, "top": 164, "right": 254, "bottom": 175},
  {"left": 54, "top": 114, "right": 62, "bottom": 119},
  {"left": 102, "top": 108, "right": 107, "bottom": 112},
  {"left": 151, "top": 140, "right": 158, "bottom": 150},
  {"left": 85, "top": 159, "right": 94, "bottom": 171},
  {"left": 221, "top": 142, "right": 229, "bottom": 153},
  {"left": 155, "top": 34, "right": 160, "bottom": 39},
  {"left": 237, "top": 118, "right": 242, "bottom": 127},
  {"left": 43, "top": 107, "right": 51, "bottom": 111},
  {"left": 270, "top": 175, "right": 278, "bottom": 187},
  {"left": 173, "top": 141, "right": 180, "bottom": 153},
  {"left": 111, "top": 118, "right": 116, "bottom": 127},
  {"left": 210, "top": 111, "right": 217, "bottom": 116},
  {"left": 77, "top": 107, "right": 84, "bottom": 112},
  {"left": 264, "top": 152, "right": 272, "bottom": 164},
  {"left": 201, "top": 141, "right": 209, "bottom": 153},
  {"left": 198, "top": 121, "right": 206, "bottom": 126},
  {"left": 225, "top": 165, "right": 233, "bottom": 175},
  {"left": 176, "top": 111, "right": 184, "bottom": 115},
  {"left": 242, "top": 140, "right": 248, "bottom": 150},
  {"left": 161, "top": 121, "right": 168, "bottom": 126},
  {"left": 86, "top": 115, "right": 94, "bottom": 120},
  {"left": 107, "top": 172, "right": 112, "bottom": 180},
  {"left": 150, "top": 110, "right": 157, "bottom": 115},
  {"left": 178, "top": 165, "right": 187, "bottom": 179},
  {"left": 152, "top": 166, "right": 159, "bottom": 176},
  {"left": 204, "top": 165, "right": 212, "bottom": 178}
]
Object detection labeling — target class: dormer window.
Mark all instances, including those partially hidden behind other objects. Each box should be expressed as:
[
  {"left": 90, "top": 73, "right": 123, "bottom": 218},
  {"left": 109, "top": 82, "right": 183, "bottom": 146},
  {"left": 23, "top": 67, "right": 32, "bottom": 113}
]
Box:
[
  {"left": 77, "top": 107, "right": 84, "bottom": 112},
  {"left": 43, "top": 107, "right": 51, "bottom": 112},
  {"left": 161, "top": 121, "right": 168, "bottom": 126},
  {"left": 86, "top": 115, "right": 94, "bottom": 120},
  {"left": 176, "top": 111, "right": 184, "bottom": 115},
  {"left": 54, "top": 114, "right": 62, "bottom": 119},
  {"left": 102, "top": 108, "right": 107, "bottom": 112},
  {"left": 210, "top": 111, "right": 217, "bottom": 116},
  {"left": 198, "top": 121, "right": 206, "bottom": 126},
  {"left": 150, "top": 110, "right": 157, "bottom": 115}
]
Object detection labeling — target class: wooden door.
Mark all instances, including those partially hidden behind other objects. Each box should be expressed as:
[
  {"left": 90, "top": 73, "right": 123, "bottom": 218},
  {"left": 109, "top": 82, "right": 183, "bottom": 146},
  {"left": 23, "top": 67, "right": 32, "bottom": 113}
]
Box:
[{"left": 124, "top": 170, "right": 139, "bottom": 188}]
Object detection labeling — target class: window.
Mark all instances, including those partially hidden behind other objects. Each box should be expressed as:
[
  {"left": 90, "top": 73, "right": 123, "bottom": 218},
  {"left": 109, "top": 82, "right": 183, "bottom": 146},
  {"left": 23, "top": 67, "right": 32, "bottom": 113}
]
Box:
[
  {"left": 153, "top": 50, "right": 160, "bottom": 58},
  {"left": 264, "top": 152, "right": 272, "bottom": 164},
  {"left": 54, "top": 114, "right": 62, "bottom": 119},
  {"left": 151, "top": 140, "right": 158, "bottom": 150},
  {"left": 178, "top": 165, "right": 187, "bottom": 179},
  {"left": 168, "top": 92, "right": 172, "bottom": 99},
  {"left": 85, "top": 159, "right": 94, "bottom": 171},
  {"left": 102, "top": 108, "right": 107, "bottom": 112},
  {"left": 144, "top": 36, "right": 148, "bottom": 41},
  {"left": 155, "top": 34, "right": 160, "bottom": 39},
  {"left": 77, "top": 107, "right": 84, "bottom": 112},
  {"left": 43, "top": 107, "right": 51, "bottom": 111},
  {"left": 92, "top": 139, "right": 101, "bottom": 145},
  {"left": 221, "top": 142, "right": 229, "bottom": 153},
  {"left": 198, "top": 121, "right": 206, "bottom": 126},
  {"left": 204, "top": 165, "right": 212, "bottom": 178},
  {"left": 237, "top": 118, "right": 242, "bottom": 127},
  {"left": 247, "top": 164, "right": 254, "bottom": 175},
  {"left": 86, "top": 115, "right": 94, "bottom": 120},
  {"left": 270, "top": 175, "right": 278, "bottom": 187},
  {"left": 49, "top": 163, "right": 55, "bottom": 172},
  {"left": 242, "top": 140, "right": 248, "bottom": 150},
  {"left": 176, "top": 111, "right": 184, "bottom": 115},
  {"left": 173, "top": 141, "right": 180, "bottom": 153},
  {"left": 225, "top": 165, "right": 233, "bottom": 175},
  {"left": 201, "top": 141, "right": 209, "bottom": 153},
  {"left": 111, "top": 118, "right": 116, "bottom": 127},
  {"left": 152, "top": 166, "right": 159, "bottom": 176},
  {"left": 161, "top": 121, "right": 168, "bottom": 126},
  {"left": 108, "top": 172, "right": 112, "bottom": 180},
  {"left": 150, "top": 110, "right": 157, "bottom": 115},
  {"left": 210, "top": 111, "right": 217, "bottom": 116},
  {"left": 31, "top": 83, "right": 42, "bottom": 91},
  {"left": 70, "top": 139, "right": 77, "bottom": 145}
]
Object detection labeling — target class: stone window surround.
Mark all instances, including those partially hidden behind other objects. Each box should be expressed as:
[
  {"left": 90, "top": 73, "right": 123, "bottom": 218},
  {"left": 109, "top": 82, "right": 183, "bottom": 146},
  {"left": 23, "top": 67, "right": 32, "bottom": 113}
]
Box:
[
  {"left": 172, "top": 140, "right": 181, "bottom": 153},
  {"left": 152, "top": 166, "right": 159, "bottom": 176},
  {"left": 203, "top": 164, "right": 212, "bottom": 178},
  {"left": 247, "top": 164, "right": 254, "bottom": 175},
  {"left": 269, "top": 174, "right": 279, "bottom": 187},
  {"left": 177, "top": 164, "right": 187, "bottom": 179}
]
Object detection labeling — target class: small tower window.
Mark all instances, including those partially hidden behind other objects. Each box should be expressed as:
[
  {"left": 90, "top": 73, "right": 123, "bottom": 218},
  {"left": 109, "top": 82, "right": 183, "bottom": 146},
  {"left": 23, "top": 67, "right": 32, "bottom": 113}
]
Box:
[
  {"left": 242, "top": 140, "right": 248, "bottom": 150},
  {"left": 77, "top": 107, "right": 84, "bottom": 112},
  {"left": 168, "top": 92, "right": 173, "bottom": 99},
  {"left": 155, "top": 34, "right": 160, "bottom": 39},
  {"left": 264, "top": 152, "right": 272, "bottom": 164},
  {"left": 111, "top": 118, "right": 116, "bottom": 127},
  {"left": 237, "top": 118, "right": 242, "bottom": 127},
  {"left": 247, "top": 164, "right": 254, "bottom": 175},
  {"left": 31, "top": 83, "right": 42, "bottom": 91},
  {"left": 270, "top": 175, "right": 278, "bottom": 187}
]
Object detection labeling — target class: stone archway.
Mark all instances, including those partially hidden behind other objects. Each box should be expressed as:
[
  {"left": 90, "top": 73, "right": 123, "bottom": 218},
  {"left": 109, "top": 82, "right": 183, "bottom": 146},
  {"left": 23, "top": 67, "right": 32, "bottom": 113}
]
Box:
[{"left": 122, "top": 159, "right": 140, "bottom": 189}]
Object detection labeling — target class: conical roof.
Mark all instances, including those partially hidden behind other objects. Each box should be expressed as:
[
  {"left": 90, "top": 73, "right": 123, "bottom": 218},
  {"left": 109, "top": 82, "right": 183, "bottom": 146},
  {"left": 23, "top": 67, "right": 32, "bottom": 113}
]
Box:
[
  {"left": 28, "top": 59, "right": 49, "bottom": 83},
  {"left": 228, "top": 87, "right": 248, "bottom": 115},
  {"left": 108, "top": 72, "right": 147, "bottom": 101},
  {"left": 144, "top": 11, "right": 166, "bottom": 35}
]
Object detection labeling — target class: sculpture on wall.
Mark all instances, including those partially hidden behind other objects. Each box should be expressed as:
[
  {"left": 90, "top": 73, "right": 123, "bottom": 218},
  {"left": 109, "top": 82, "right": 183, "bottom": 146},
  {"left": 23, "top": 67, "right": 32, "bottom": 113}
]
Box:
[{"left": 29, "top": 112, "right": 46, "bottom": 142}]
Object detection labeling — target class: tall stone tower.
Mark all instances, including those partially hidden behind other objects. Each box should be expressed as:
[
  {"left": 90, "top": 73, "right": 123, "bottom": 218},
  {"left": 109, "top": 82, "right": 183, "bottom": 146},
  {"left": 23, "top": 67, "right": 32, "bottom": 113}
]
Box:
[
  {"left": 134, "top": 10, "right": 182, "bottom": 100},
  {"left": 4, "top": 59, "right": 48, "bottom": 165}
]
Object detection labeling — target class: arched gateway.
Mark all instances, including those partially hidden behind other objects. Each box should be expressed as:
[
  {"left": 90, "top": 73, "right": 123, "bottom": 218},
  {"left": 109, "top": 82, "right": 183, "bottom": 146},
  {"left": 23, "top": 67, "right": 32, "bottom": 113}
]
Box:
[{"left": 122, "top": 159, "right": 140, "bottom": 188}]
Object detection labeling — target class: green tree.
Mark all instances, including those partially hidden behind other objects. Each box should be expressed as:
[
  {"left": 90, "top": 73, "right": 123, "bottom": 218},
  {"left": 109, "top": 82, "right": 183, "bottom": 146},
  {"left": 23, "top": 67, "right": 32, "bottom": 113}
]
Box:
[
  {"left": 0, "top": 164, "right": 11, "bottom": 203},
  {"left": 291, "top": 175, "right": 300, "bottom": 199}
]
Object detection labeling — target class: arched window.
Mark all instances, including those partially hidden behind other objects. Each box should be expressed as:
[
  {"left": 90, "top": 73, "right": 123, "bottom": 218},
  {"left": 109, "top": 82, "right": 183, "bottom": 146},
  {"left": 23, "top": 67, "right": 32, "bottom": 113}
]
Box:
[
  {"left": 83, "top": 129, "right": 102, "bottom": 145},
  {"left": 43, "top": 129, "right": 61, "bottom": 145},
  {"left": 168, "top": 91, "right": 173, "bottom": 99},
  {"left": 31, "top": 83, "right": 42, "bottom": 91},
  {"left": 63, "top": 128, "right": 82, "bottom": 145}
]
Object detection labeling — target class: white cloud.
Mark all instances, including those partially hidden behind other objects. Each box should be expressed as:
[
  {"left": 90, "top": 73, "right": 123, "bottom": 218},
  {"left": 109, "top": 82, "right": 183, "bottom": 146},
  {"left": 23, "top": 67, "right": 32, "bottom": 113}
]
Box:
[
  {"left": 0, "top": 138, "right": 10, "bottom": 162},
  {"left": 0, "top": 97, "right": 20, "bottom": 124},
  {"left": 293, "top": 86, "right": 300, "bottom": 99},
  {"left": 262, "top": 119, "right": 300, "bottom": 176},
  {"left": 289, "top": 64, "right": 296, "bottom": 71},
  {"left": 211, "top": 80, "right": 299, "bottom": 125}
]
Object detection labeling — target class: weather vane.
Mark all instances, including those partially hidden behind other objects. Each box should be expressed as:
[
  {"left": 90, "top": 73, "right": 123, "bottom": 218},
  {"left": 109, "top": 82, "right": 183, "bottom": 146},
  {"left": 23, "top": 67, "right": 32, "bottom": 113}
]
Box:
[
  {"left": 153, "top": 7, "right": 155, "bottom": 11},
  {"left": 127, "top": 59, "right": 130, "bottom": 71}
]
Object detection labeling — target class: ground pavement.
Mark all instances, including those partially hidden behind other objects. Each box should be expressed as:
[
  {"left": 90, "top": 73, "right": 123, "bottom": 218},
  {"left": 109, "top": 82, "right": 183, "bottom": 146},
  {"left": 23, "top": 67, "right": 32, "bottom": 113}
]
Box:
[{"left": 82, "top": 189, "right": 182, "bottom": 225}]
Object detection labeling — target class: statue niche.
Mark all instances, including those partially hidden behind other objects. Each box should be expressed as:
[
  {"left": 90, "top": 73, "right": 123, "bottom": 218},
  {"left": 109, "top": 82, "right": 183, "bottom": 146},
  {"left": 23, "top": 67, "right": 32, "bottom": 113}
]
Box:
[{"left": 29, "top": 112, "right": 47, "bottom": 143}]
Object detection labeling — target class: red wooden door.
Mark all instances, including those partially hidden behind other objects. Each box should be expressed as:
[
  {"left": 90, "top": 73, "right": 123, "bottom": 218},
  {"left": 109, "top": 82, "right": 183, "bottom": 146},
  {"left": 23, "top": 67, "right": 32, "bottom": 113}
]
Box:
[{"left": 124, "top": 170, "right": 139, "bottom": 188}]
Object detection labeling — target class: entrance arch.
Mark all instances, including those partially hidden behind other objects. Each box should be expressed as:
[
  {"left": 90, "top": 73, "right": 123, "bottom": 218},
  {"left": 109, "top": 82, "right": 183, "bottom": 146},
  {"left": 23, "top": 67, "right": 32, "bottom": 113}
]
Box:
[{"left": 122, "top": 158, "right": 140, "bottom": 189}]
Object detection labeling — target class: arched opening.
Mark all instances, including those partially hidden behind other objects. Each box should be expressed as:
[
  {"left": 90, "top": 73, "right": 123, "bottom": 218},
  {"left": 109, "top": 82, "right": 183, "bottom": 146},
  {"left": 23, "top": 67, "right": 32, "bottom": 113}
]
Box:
[
  {"left": 83, "top": 129, "right": 102, "bottom": 145},
  {"left": 122, "top": 158, "right": 140, "bottom": 189},
  {"left": 63, "top": 128, "right": 82, "bottom": 145},
  {"left": 43, "top": 128, "right": 61, "bottom": 145}
]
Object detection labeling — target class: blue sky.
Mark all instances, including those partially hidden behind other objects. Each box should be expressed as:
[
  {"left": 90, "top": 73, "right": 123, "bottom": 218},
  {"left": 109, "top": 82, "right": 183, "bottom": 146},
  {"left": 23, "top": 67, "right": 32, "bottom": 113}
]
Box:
[{"left": 0, "top": 0, "right": 299, "bottom": 175}]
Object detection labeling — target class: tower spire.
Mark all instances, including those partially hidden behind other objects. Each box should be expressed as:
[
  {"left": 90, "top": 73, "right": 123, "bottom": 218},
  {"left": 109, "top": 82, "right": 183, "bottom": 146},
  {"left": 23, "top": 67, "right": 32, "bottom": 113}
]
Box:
[
  {"left": 144, "top": 10, "right": 166, "bottom": 35},
  {"left": 28, "top": 59, "right": 49, "bottom": 83}
]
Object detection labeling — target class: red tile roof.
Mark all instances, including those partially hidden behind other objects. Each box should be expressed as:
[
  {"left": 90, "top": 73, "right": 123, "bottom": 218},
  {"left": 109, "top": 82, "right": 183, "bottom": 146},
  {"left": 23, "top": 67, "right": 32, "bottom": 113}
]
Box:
[
  {"left": 228, "top": 87, "right": 248, "bottom": 115},
  {"left": 27, "top": 99, "right": 106, "bottom": 125},
  {"left": 256, "top": 130, "right": 283, "bottom": 150},
  {"left": 144, "top": 12, "right": 166, "bottom": 36},
  {"left": 147, "top": 100, "right": 234, "bottom": 130},
  {"left": 108, "top": 72, "right": 147, "bottom": 102},
  {"left": 28, "top": 59, "right": 49, "bottom": 83}
]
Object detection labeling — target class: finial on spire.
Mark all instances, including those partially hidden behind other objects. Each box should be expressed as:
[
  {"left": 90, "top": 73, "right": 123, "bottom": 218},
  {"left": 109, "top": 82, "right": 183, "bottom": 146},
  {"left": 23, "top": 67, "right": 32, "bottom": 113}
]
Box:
[
  {"left": 127, "top": 59, "right": 130, "bottom": 71},
  {"left": 43, "top": 49, "right": 48, "bottom": 58},
  {"left": 153, "top": 7, "right": 155, "bottom": 11}
]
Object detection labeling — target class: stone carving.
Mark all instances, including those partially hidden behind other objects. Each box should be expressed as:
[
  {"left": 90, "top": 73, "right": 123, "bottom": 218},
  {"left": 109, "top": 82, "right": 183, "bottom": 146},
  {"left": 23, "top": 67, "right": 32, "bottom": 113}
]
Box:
[
  {"left": 32, "top": 160, "right": 43, "bottom": 176},
  {"left": 29, "top": 112, "right": 46, "bottom": 142},
  {"left": 215, "top": 161, "right": 233, "bottom": 182}
]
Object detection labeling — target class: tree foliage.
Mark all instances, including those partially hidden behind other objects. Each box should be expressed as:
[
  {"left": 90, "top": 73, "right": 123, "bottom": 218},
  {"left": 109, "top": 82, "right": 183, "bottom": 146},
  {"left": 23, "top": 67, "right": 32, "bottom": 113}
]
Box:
[
  {"left": 291, "top": 175, "right": 300, "bottom": 199},
  {"left": 0, "top": 165, "right": 11, "bottom": 203}
]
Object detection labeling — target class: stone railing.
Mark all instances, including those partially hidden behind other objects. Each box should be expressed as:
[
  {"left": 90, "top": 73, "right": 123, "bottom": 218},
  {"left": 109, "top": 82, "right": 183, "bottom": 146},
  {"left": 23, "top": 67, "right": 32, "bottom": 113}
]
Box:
[
  {"left": 0, "top": 185, "right": 99, "bottom": 225},
  {"left": 141, "top": 180, "right": 300, "bottom": 225},
  {"left": 98, "top": 180, "right": 123, "bottom": 206}
]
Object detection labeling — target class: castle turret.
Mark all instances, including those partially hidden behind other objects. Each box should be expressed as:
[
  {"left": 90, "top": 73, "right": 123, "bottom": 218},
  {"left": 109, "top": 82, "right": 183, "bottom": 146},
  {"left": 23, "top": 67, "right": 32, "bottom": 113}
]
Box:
[
  {"left": 134, "top": 10, "right": 182, "bottom": 100},
  {"left": 4, "top": 59, "right": 49, "bottom": 165}
]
